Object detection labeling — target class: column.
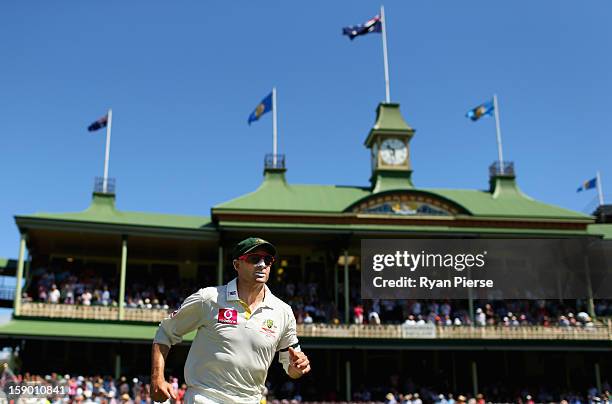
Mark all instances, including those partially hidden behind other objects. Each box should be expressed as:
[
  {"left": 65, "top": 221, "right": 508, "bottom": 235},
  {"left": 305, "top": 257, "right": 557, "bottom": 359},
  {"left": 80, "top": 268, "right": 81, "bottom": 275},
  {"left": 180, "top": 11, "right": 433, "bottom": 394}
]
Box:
[
  {"left": 14, "top": 233, "right": 27, "bottom": 316},
  {"left": 24, "top": 253, "right": 31, "bottom": 288},
  {"left": 468, "top": 295, "right": 475, "bottom": 324},
  {"left": 115, "top": 353, "right": 121, "bottom": 380},
  {"left": 344, "top": 249, "right": 349, "bottom": 324},
  {"left": 503, "top": 351, "right": 509, "bottom": 377},
  {"left": 118, "top": 236, "right": 128, "bottom": 320},
  {"left": 595, "top": 362, "right": 602, "bottom": 395},
  {"left": 217, "top": 245, "right": 224, "bottom": 286},
  {"left": 334, "top": 258, "right": 339, "bottom": 310},
  {"left": 451, "top": 352, "right": 457, "bottom": 392},
  {"left": 585, "top": 256, "right": 595, "bottom": 318},
  {"left": 471, "top": 360, "right": 479, "bottom": 397},
  {"left": 335, "top": 352, "right": 340, "bottom": 393},
  {"left": 345, "top": 360, "right": 352, "bottom": 402}
]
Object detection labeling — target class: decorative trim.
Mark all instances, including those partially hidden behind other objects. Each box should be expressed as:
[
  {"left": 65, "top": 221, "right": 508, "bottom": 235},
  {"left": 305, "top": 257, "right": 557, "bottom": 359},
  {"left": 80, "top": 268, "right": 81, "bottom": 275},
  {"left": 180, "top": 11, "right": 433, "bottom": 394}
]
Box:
[
  {"left": 213, "top": 212, "right": 589, "bottom": 231},
  {"left": 351, "top": 193, "right": 459, "bottom": 216}
]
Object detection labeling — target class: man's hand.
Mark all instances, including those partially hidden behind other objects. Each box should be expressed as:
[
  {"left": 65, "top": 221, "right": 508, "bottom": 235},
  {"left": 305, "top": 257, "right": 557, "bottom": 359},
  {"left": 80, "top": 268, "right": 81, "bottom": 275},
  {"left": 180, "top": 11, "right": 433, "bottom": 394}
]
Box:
[
  {"left": 151, "top": 343, "right": 175, "bottom": 402},
  {"left": 287, "top": 347, "right": 311, "bottom": 379},
  {"left": 151, "top": 377, "right": 176, "bottom": 402}
]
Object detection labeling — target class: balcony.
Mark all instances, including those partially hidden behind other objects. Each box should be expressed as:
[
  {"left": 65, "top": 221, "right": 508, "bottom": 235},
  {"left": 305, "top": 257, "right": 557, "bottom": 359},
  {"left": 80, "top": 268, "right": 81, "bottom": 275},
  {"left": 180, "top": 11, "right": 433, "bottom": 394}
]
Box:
[
  {"left": 16, "top": 303, "right": 612, "bottom": 341},
  {"left": 19, "top": 302, "right": 168, "bottom": 322},
  {"left": 296, "top": 323, "right": 612, "bottom": 341}
]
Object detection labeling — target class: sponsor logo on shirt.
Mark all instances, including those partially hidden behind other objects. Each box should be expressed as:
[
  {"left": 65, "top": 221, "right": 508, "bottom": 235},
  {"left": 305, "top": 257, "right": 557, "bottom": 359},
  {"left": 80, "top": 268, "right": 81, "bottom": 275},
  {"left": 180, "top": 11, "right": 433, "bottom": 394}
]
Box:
[{"left": 217, "top": 308, "right": 238, "bottom": 325}]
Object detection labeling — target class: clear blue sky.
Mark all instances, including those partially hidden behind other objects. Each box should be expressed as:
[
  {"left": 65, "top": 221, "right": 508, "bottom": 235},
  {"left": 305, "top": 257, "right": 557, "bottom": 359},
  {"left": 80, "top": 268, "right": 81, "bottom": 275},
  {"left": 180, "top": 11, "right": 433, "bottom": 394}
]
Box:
[{"left": 1, "top": 1, "right": 610, "bottom": 258}]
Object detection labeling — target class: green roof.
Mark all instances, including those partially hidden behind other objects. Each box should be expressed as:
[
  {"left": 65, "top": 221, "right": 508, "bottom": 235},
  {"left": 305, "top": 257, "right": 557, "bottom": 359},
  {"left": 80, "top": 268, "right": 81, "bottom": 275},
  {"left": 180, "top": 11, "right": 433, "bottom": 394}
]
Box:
[
  {"left": 214, "top": 172, "right": 591, "bottom": 221},
  {"left": 17, "top": 193, "right": 213, "bottom": 231},
  {"left": 16, "top": 102, "right": 591, "bottom": 230},
  {"left": 364, "top": 103, "right": 415, "bottom": 148},
  {"left": 372, "top": 103, "right": 413, "bottom": 132},
  {"left": 0, "top": 258, "right": 14, "bottom": 269},
  {"left": 16, "top": 176, "right": 591, "bottom": 237},
  {"left": 0, "top": 318, "right": 195, "bottom": 342},
  {"left": 429, "top": 180, "right": 589, "bottom": 219},
  {"left": 215, "top": 103, "right": 588, "bottom": 221},
  {"left": 588, "top": 224, "right": 612, "bottom": 240},
  {"left": 214, "top": 170, "right": 370, "bottom": 213},
  {"left": 218, "top": 221, "right": 591, "bottom": 237}
]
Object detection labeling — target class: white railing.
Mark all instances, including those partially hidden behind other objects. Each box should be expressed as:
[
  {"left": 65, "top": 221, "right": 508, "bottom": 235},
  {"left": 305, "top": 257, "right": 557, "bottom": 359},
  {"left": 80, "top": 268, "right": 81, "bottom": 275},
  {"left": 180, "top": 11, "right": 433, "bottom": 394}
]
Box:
[
  {"left": 19, "top": 302, "right": 169, "bottom": 322},
  {"left": 296, "top": 323, "right": 612, "bottom": 341},
  {"left": 17, "top": 303, "right": 612, "bottom": 341}
]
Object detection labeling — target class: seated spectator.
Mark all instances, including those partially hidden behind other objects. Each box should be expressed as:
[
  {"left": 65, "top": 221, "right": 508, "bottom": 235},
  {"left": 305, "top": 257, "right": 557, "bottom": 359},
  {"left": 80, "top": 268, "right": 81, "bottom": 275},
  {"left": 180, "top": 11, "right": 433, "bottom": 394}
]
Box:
[
  {"left": 303, "top": 312, "right": 313, "bottom": 324},
  {"left": 48, "top": 284, "right": 60, "bottom": 304},
  {"left": 354, "top": 304, "right": 364, "bottom": 324},
  {"left": 403, "top": 315, "right": 416, "bottom": 326},
  {"left": 475, "top": 308, "right": 486, "bottom": 326},
  {"left": 369, "top": 310, "right": 381, "bottom": 325},
  {"left": 81, "top": 290, "right": 92, "bottom": 306}
]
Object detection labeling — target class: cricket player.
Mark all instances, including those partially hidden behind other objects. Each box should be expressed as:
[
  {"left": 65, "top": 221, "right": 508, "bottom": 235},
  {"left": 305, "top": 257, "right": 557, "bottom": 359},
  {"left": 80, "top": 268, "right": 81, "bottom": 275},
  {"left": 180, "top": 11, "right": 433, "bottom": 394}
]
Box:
[{"left": 151, "top": 237, "right": 311, "bottom": 403}]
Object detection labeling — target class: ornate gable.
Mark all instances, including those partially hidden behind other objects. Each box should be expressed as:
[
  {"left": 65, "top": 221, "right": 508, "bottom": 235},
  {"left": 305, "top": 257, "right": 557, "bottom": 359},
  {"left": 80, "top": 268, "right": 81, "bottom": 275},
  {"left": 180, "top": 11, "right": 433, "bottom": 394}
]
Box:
[{"left": 348, "top": 191, "right": 468, "bottom": 217}]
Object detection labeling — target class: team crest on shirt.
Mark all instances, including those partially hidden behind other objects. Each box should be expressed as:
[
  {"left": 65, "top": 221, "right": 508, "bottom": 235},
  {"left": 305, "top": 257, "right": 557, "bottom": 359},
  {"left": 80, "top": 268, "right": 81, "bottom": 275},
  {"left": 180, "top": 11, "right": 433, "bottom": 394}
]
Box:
[
  {"left": 259, "top": 318, "right": 277, "bottom": 337},
  {"left": 217, "top": 308, "right": 238, "bottom": 325}
]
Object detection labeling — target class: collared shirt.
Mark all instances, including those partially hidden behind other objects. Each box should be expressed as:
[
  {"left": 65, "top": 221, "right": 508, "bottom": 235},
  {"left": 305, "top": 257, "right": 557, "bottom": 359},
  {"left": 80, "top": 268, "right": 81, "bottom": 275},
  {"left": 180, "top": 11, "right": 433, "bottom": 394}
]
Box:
[{"left": 154, "top": 278, "right": 299, "bottom": 404}]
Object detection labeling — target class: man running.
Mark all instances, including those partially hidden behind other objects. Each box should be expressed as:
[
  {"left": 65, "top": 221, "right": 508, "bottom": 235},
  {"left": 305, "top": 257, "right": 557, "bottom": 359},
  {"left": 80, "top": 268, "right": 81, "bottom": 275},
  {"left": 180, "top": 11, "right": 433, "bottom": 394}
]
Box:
[{"left": 151, "top": 237, "right": 310, "bottom": 403}]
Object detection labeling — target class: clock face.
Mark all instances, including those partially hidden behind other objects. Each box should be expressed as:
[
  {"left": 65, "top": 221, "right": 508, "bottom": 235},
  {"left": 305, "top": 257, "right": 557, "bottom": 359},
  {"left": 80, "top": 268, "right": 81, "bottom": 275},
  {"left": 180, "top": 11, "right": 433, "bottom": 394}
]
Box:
[{"left": 380, "top": 138, "right": 407, "bottom": 165}]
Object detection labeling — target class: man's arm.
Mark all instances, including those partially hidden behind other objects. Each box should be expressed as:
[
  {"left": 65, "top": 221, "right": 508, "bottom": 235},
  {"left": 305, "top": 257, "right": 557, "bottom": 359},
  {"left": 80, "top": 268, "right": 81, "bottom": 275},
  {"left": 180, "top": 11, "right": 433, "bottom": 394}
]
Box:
[
  {"left": 287, "top": 346, "right": 311, "bottom": 379},
  {"left": 150, "top": 290, "right": 208, "bottom": 401},
  {"left": 278, "top": 307, "right": 310, "bottom": 379},
  {"left": 150, "top": 343, "right": 176, "bottom": 402}
]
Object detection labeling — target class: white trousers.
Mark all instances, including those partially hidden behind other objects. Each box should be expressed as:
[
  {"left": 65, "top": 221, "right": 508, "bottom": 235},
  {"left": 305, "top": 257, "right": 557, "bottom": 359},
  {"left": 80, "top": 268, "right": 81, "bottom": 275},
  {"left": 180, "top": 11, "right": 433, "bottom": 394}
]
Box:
[{"left": 183, "top": 389, "right": 221, "bottom": 404}]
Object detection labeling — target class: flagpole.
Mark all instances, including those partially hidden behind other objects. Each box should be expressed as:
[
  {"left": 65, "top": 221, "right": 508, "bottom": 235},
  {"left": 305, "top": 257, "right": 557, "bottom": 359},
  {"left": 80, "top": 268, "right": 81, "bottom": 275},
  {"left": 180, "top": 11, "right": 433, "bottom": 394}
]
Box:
[
  {"left": 492, "top": 94, "right": 505, "bottom": 174},
  {"left": 103, "top": 108, "right": 112, "bottom": 193},
  {"left": 380, "top": 5, "right": 391, "bottom": 103},
  {"left": 272, "top": 88, "right": 278, "bottom": 167},
  {"left": 596, "top": 171, "right": 604, "bottom": 205}
]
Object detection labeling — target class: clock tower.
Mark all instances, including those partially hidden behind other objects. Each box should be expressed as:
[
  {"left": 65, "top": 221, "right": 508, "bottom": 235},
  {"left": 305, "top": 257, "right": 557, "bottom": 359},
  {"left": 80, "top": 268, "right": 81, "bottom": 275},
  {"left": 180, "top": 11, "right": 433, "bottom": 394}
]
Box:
[{"left": 364, "top": 103, "right": 415, "bottom": 193}]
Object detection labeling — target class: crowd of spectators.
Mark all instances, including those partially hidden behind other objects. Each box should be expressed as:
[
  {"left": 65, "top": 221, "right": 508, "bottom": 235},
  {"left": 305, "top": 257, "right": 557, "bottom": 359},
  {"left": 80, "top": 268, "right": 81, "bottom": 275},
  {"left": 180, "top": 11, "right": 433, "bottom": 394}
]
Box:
[
  {"left": 0, "top": 372, "right": 169, "bottom": 403},
  {"left": 379, "top": 389, "right": 612, "bottom": 404},
  {"left": 275, "top": 279, "right": 609, "bottom": 328},
  {"left": 269, "top": 372, "right": 611, "bottom": 404},
  {"left": 26, "top": 267, "right": 198, "bottom": 311},
  {"left": 373, "top": 381, "right": 612, "bottom": 404},
  {"left": 0, "top": 371, "right": 609, "bottom": 404},
  {"left": 25, "top": 268, "right": 611, "bottom": 329},
  {"left": 373, "top": 296, "right": 610, "bottom": 327},
  {"left": 30, "top": 269, "right": 114, "bottom": 307}
]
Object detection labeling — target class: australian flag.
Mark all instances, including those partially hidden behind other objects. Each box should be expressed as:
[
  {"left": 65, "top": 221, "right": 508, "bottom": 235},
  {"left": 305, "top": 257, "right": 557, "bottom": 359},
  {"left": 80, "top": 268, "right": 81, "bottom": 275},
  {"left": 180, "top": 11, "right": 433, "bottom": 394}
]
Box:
[
  {"left": 88, "top": 114, "right": 108, "bottom": 132},
  {"left": 248, "top": 92, "right": 273, "bottom": 125},
  {"left": 466, "top": 100, "right": 495, "bottom": 121},
  {"left": 342, "top": 15, "right": 382, "bottom": 40}
]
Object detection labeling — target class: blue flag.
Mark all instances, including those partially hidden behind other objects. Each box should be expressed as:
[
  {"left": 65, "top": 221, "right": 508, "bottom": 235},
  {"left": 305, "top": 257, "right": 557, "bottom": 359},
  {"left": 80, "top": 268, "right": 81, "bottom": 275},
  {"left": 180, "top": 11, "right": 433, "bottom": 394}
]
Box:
[
  {"left": 248, "top": 92, "right": 273, "bottom": 125},
  {"left": 88, "top": 114, "right": 108, "bottom": 132},
  {"left": 577, "top": 177, "right": 597, "bottom": 192},
  {"left": 466, "top": 100, "right": 494, "bottom": 121},
  {"left": 342, "top": 15, "right": 382, "bottom": 40}
]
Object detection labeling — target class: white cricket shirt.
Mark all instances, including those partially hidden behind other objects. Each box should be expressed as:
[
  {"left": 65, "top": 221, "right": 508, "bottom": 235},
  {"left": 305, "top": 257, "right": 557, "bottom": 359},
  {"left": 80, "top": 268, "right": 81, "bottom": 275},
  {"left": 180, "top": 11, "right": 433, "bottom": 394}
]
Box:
[{"left": 154, "top": 278, "right": 300, "bottom": 403}]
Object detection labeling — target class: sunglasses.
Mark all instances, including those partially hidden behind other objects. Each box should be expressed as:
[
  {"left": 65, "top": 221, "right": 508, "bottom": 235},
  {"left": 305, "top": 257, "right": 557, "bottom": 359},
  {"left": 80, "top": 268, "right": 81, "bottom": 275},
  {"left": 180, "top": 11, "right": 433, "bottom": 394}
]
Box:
[{"left": 239, "top": 253, "right": 275, "bottom": 266}]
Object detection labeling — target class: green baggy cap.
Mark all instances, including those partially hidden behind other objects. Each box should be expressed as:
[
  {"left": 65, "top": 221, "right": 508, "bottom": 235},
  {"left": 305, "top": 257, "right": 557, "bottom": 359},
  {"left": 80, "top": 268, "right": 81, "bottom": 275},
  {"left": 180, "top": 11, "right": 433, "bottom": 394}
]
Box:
[{"left": 231, "top": 237, "right": 277, "bottom": 259}]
